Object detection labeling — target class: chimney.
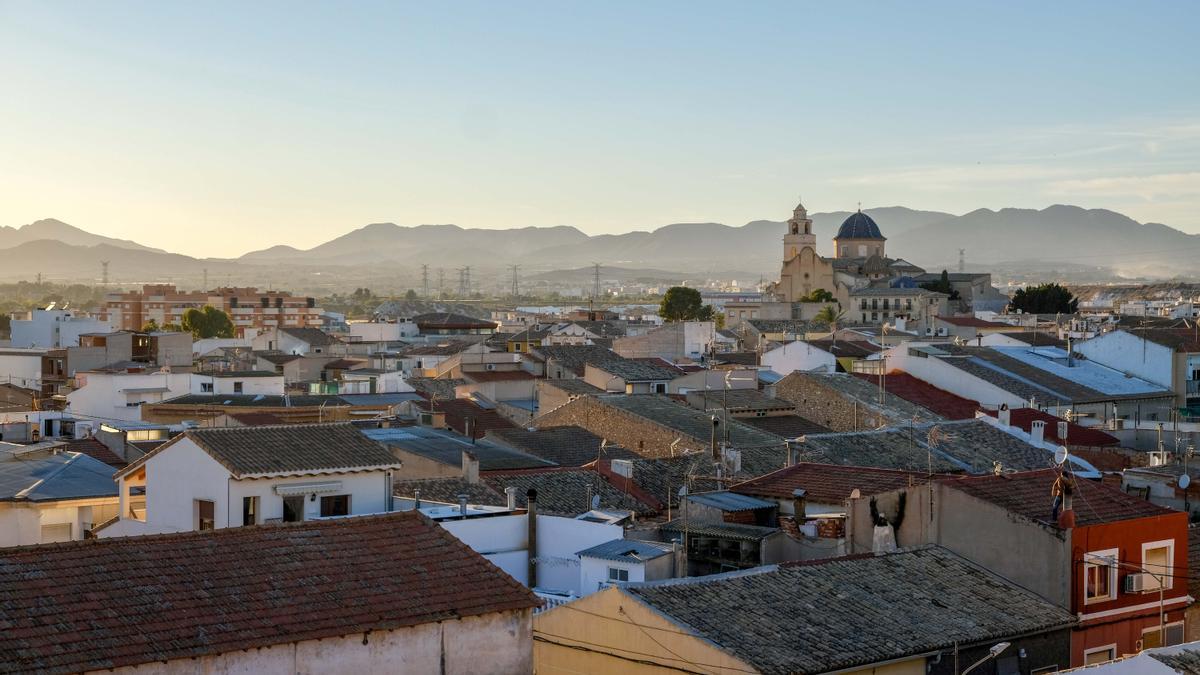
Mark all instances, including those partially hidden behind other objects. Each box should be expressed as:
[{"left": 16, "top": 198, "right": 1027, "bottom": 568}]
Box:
[
  {"left": 462, "top": 451, "right": 480, "bottom": 484},
  {"left": 1058, "top": 420, "right": 1069, "bottom": 444},
  {"left": 505, "top": 486, "right": 518, "bottom": 511},
  {"left": 710, "top": 415, "right": 721, "bottom": 461},
  {"left": 610, "top": 459, "right": 634, "bottom": 479},
  {"left": 1031, "top": 420, "right": 1046, "bottom": 445},
  {"left": 998, "top": 406, "right": 1011, "bottom": 426},
  {"left": 526, "top": 488, "right": 538, "bottom": 588},
  {"left": 792, "top": 488, "right": 807, "bottom": 518},
  {"left": 413, "top": 489, "right": 421, "bottom": 510},
  {"left": 457, "top": 493, "right": 468, "bottom": 516}
]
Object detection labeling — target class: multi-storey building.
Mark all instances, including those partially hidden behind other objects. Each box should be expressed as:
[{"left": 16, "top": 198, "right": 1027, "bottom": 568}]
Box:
[{"left": 101, "top": 285, "right": 321, "bottom": 336}]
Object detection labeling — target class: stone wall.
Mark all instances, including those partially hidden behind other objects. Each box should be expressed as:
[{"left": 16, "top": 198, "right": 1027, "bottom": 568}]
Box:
[
  {"left": 533, "top": 396, "right": 704, "bottom": 458},
  {"left": 774, "top": 372, "right": 897, "bottom": 432}
]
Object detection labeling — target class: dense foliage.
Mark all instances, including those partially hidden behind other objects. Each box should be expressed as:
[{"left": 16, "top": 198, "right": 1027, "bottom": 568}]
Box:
[
  {"left": 1009, "top": 282, "right": 1078, "bottom": 314},
  {"left": 918, "top": 270, "right": 961, "bottom": 300},
  {"left": 658, "top": 286, "right": 715, "bottom": 322},
  {"left": 181, "top": 306, "right": 236, "bottom": 339}
]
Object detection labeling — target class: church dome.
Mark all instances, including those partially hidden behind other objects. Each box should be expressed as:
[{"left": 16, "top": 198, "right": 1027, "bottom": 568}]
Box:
[{"left": 835, "top": 210, "right": 886, "bottom": 240}]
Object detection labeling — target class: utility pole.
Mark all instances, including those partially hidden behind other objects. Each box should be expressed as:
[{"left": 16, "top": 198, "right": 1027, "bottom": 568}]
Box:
[
  {"left": 100, "top": 261, "right": 110, "bottom": 286},
  {"left": 509, "top": 265, "right": 520, "bottom": 300},
  {"left": 421, "top": 265, "right": 429, "bottom": 299}
]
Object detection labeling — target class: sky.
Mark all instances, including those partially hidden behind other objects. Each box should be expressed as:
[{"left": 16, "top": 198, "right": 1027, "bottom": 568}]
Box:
[{"left": 1, "top": 1, "right": 1198, "bottom": 258}]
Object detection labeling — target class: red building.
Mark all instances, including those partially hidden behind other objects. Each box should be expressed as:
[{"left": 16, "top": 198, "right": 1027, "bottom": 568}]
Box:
[
  {"left": 101, "top": 285, "right": 322, "bottom": 336},
  {"left": 854, "top": 468, "right": 1190, "bottom": 667}
]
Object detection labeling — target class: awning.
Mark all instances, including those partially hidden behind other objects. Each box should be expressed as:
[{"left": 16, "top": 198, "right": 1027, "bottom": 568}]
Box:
[{"left": 274, "top": 481, "right": 343, "bottom": 496}]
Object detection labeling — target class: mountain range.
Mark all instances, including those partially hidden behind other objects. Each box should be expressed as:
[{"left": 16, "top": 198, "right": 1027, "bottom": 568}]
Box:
[{"left": 2, "top": 206, "right": 1198, "bottom": 285}]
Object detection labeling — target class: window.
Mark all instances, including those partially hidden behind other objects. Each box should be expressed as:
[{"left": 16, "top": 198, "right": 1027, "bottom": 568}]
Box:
[
  {"left": 1142, "top": 540, "right": 1174, "bottom": 591},
  {"left": 201, "top": 382, "right": 213, "bottom": 393},
  {"left": 320, "top": 494, "right": 350, "bottom": 517},
  {"left": 1143, "top": 621, "right": 1185, "bottom": 649},
  {"left": 196, "top": 499, "right": 215, "bottom": 531},
  {"left": 282, "top": 495, "right": 305, "bottom": 522},
  {"left": 233, "top": 381, "right": 244, "bottom": 393},
  {"left": 242, "top": 496, "right": 258, "bottom": 526},
  {"left": 652, "top": 383, "right": 667, "bottom": 394},
  {"left": 1083, "top": 645, "right": 1116, "bottom": 665},
  {"left": 1084, "top": 549, "right": 1118, "bottom": 604},
  {"left": 607, "top": 567, "right": 629, "bottom": 582}
]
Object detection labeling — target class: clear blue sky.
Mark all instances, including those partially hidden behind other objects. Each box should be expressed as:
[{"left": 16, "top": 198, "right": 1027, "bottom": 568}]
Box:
[{"left": 1, "top": 1, "right": 1197, "bottom": 257}]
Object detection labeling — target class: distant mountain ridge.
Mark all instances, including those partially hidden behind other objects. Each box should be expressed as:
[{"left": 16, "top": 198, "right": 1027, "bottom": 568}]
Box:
[{"left": 3, "top": 205, "right": 1198, "bottom": 282}]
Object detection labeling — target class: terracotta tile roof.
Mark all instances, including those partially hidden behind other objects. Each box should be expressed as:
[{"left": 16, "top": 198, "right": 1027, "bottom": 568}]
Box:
[
  {"left": 731, "top": 462, "right": 944, "bottom": 505},
  {"left": 1124, "top": 327, "right": 1200, "bottom": 353},
  {"left": 0, "top": 512, "right": 539, "bottom": 674},
  {"left": 59, "top": 437, "right": 127, "bottom": 468},
  {"left": 393, "top": 476, "right": 507, "bottom": 506},
  {"left": 852, "top": 372, "right": 980, "bottom": 420},
  {"left": 945, "top": 468, "right": 1175, "bottom": 527},
  {"left": 980, "top": 408, "right": 1119, "bottom": 446},
  {"left": 483, "top": 467, "right": 659, "bottom": 517},
  {"left": 486, "top": 426, "right": 640, "bottom": 467},
  {"left": 418, "top": 398, "right": 517, "bottom": 437},
  {"left": 117, "top": 423, "right": 400, "bottom": 479}
]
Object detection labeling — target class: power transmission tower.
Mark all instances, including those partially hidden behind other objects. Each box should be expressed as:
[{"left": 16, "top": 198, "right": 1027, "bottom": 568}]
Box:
[
  {"left": 203, "top": 268, "right": 209, "bottom": 290},
  {"left": 438, "top": 268, "right": 445, "bottom": 299},
  {"left": 100, "top": 261, "right": 110, "bottom": 286},
  {"left": 421, "top": 265, "right": 430, "bottom": 298},
  {"left": 509, "top": 265, "right": 520, "bottom": 299},
  {"left": 592, "top": 262, "right": 601, "bottom": 301},
  {"left": 958, "top": 249, "right": 965, "bottom": 273},
  {"left": 464, "top": 266, "right": 471, "bottom": 297}
]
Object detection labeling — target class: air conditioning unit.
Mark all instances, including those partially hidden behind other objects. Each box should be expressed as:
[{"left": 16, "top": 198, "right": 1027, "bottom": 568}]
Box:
[{"left": 1124, "top": 573, "right": 1149, "bottom": 594}]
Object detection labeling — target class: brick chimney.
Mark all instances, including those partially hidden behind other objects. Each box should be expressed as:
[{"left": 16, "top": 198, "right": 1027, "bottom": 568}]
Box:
[
  {"left": 462, "top": 451, "right": 480, "bottom": 484},
  {"left": 792, "top": 488, "right": 807, "bottom": 518}
]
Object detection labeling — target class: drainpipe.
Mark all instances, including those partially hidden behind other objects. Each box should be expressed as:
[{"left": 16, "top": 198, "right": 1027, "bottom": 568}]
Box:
[{"left": 526, "top": 489, "right": 538, "bottom": 588}]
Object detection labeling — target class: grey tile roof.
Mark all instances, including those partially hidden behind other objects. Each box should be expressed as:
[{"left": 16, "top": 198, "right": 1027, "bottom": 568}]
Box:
[
  {"left": 392, "top": 477, "right": 507, "bottom": 506},
  {"left": 160, "top": 393, "right": 354, "bottom": 407},
  {"left": 798, "top": 419, "right": 1062, "bottom": 474},
  {"left": 534, "top": 344, "right": 626, "bottom": 376},
  {"left": 132, "top": 423, "right": 401, "bottom": 478},
  {"left": 595, "top": 395, "right": 785, "bottom": 455},
  {"left": 279, "top": 327, "right": 340, "bottom": 346},
  {"left": 686, "top": 491, "right": 775, "bottom": 512},
  {"left": 405, "top": 377, "right": 467, "bottom": 400},
  {"left": 576, "top": 538, "right": 674, "bottom": 562},
  {"left": 740, "top": 415, "right": 831, "bottom": 438},
  {"left": 0, "top": 452, "right": 117, "bottom": 502},
  {"left": 363, "top": 427, "right": 554, "bottom": 471},
  {"left": 541, "top": 379, "right": 604, "bottom": 396},
  {"left": 486, "top": 426, "right": 640, "bottom": 467},
  {"left": 626, "top": 546, "right": 1075, "bottom": 674},
  {"left": 691, "top": 388, "right": 795, "bottom": 413},
  {"left": 779, "top": 372, "right": 946, "bottom": 425},
  {"left": 590, "top": 359, "right": 680, "bottom": 382},
  {"left": 483, "top": 469, "right": 658, "bottom": 517}
]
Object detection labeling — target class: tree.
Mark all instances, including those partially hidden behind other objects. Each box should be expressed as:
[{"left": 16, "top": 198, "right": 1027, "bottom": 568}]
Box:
[
  {"left": 919, "top": 269, "right": 961, "bottom": 300},
  {"left": 140, "top": 319, "right": 160, "bottom": 332},
  {"left": 813, "top": 305, "right": 845, "bottom": 332},
  {"left": 799, "top": 288, "right": 835, "bottom": 303},
  {"left": 658, "top": 286, "right": 715, "bottom": 322},
  {"left": 404, "top": 289, "right": 418, "bottom": 301},
  {"left": 1009, "top": 283, "right": 1078, "bottom": 315},
  {"left": 181, "top": 306, "right": 236, "bottom": 339}
]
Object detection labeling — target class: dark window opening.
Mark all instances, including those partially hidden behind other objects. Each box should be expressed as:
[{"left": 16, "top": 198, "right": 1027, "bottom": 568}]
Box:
[{"left": 320, "top": 494, "right": 350, "bottom": 517}]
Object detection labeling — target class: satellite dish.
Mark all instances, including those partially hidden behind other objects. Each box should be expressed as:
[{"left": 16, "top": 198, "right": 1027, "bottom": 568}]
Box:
[
  {"left": 591, "top": 494, "right": 601, "bottom": 510},
  {"left": 1054, "top": 446, "right": 1069, "bottom": 465},
  {"left": 1181, "top": 474, "right": 1191, "bottom": 490}
]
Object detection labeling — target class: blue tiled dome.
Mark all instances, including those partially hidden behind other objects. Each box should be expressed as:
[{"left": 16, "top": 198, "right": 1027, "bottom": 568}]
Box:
[{"left": 835, "top": 211, "right": 885, "bottom": 240}]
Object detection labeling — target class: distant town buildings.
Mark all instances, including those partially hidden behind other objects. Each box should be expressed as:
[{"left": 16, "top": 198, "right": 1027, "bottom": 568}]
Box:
[{"left": 101, "top": 284, "right": 322, "bottom": 335}]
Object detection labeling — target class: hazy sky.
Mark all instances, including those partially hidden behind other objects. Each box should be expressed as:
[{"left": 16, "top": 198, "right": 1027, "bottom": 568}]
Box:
[{"left": 1, "top": 1, "right": 1197, "bottom": 258}]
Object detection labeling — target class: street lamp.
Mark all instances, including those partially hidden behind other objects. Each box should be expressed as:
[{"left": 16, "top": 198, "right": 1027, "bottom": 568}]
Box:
[{"left": 961, "top": 642, "right": 1010, "bottom": 675}]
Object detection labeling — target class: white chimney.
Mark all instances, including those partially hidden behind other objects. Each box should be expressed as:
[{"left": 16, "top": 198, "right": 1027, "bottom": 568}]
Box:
[
  {"left": 1031, "top": 420, "right": 1046, "bottom": 445},
  {"left": 462, "top": 451, "right": 480, "bottom": 484},
  {"left": 998, "top": 407, "right": 1011, "bottom": 426},
  {"left": 505, "top": 486, "right": 518, "bottom": 511},
  {"left": 611, "top": 459, "right": 634, "bottom": 479}
]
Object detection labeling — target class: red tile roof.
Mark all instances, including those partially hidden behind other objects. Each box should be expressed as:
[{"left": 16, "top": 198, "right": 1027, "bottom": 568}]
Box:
[
  {"left": 945, "top": 468, "right": 1174, "bottom": 527},
  {"left": 937, "top": 316, "right": 1012, "bottom": 328},
  {"left": 981, "top": 408, "right": 1119, "bottom": 447},
  {"left": 420, "top": 398, "right": 517, "bottom": 437},
  {"left": 731, "top": 462, "right": 946, "bottom": 505},
  {"left": 852, "top": 372, "right": 980, "bottom": 420},
  {"left": 0, "top": 512, "right": 538, "bottom": 674},
  {"left": 58, "top": 437, "right": 127, "bottom": 468}
]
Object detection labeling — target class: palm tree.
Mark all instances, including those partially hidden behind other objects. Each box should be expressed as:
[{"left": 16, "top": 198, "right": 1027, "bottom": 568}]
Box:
[{"left": 813, "top": 304, "right": 845, "bottom": 333}]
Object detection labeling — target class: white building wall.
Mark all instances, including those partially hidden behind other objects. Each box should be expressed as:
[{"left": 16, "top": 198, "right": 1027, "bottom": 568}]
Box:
[
  {"left": 761, "top": 341, "right": 837, "bottom": 375},
  {"left": 90, "top": 609, "right": 532, "bottom": 675},
  {"left": 10, "top": 310, "right": 114, "bottom": 348},
  {"left": 68, "top": 372, "right": 193, "bottom": 423},
  {"left": 190, "top": 374, "right": 286, "bottom": 396},
  {"left": 579, "top": 556, "right": 647, "bottom": 594},
  {"left": 683, "top": 321, "right": 715, "bottom": 359},
  {"left": 885, "top": 344, "right": 1026, "bottom": 409},
  {"left": 350, "top": 322, "right": 418, "bottom": 341},
  {"left": 0, "top": 351, "right": 45, "bottom": 390},
  {"left": 1075, "top": 331, "right": 1175, "bottom": 389}
]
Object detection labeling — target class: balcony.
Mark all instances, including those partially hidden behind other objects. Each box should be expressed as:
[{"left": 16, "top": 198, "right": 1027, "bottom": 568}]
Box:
[{"left": 1187, "top": 379, "right": 1200, "bottom": 397}]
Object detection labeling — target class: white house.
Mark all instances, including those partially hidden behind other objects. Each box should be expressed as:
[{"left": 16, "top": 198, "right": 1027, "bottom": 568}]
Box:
[
  {"left": 576, "top": 539, "right": 680, "bottom": 593},
  {"left": 97, "top": 423, "right": 402, "bottom": 538},
  {"left": 0, "top": 442, "right": 119, "bottom": 546},
  {"left": 67, "top": 370, "right": 192, "bottom": 423},
  {"left": 761, "top": 340, "right": 837, "bottom": 375},
  {"left": 348, "top": 320, "right": 419, "bottom": 342},
  {"left": 190, "top": 371, "right": 286, "bottom": 396},
  {"left": 0, "top": 348, "right": 46, "bottom": 391},
  {"left": 252, "top": 326, "right": 343, "bottom": 355},
  {"left": 9, "top": 307, "right": 114, "bottom": 349}
]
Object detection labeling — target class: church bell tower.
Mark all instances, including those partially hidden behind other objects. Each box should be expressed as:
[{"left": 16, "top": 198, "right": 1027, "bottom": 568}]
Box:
[{"left": 783, "top": 199, "right": 815, "bottom": 261}]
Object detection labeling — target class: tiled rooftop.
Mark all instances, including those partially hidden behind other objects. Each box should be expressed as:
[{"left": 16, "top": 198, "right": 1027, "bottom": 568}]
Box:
[
  {"left": 740, "top": 414, "right": 831, "bottom": 438},
  {"left": 980, "top": 407, "right": 1119, "bottom": 446},
  {"left": 946, "top": 468, "right": 1174, "bottom": 527},
  {"left": 363, "top": 426, "right": 554, "bottom": 471},
  {"left": 0, "top": 512, "right": 539, "bottom": 674},
  {"left": 486, "top": 426, "right": 640, "bottom": 467},
  {"left": 279, "top": 326, "right": 341, "bottom": 346},
  {"left": 483, "top": 468, "right": 659, "bottom": 517},
  {"left": 393, "top": 476, "right": 507, "bottom": 506},
  {"left": 576, "top": 538, "right": 674, "bottom": 562},
  {"left": 852, "top": 371, "right": 980, "bottom": 420},
  {"left": 625, "top": 546, "right": 1075, "bottom": 674},
  {"left": 732, "top": 462, "right": 940, "bottom": 505}
]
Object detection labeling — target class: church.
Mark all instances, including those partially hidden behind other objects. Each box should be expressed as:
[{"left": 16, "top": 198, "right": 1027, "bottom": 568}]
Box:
[{"left": 769, "top": 199, "right": 925, "bottom": 307}]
